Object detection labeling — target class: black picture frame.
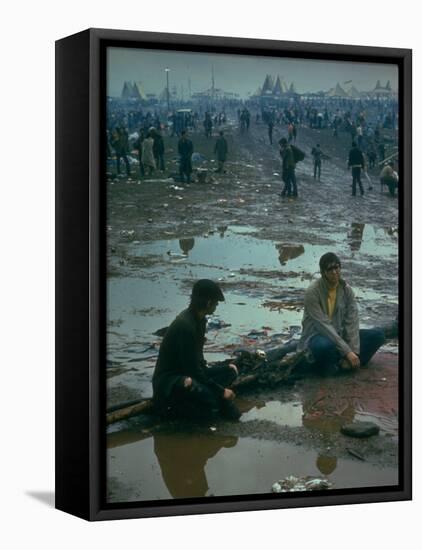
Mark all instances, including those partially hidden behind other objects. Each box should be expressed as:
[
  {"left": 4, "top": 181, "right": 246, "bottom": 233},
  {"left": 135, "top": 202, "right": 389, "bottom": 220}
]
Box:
[{"left": 55, "top": 28, "right": 412, "bottom": 521}]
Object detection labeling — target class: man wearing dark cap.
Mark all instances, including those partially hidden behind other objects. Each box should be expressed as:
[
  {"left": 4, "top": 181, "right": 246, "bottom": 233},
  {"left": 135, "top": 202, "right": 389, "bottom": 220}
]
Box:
[
  {"left": 297, "top": 253, "right": 385, "bottom": 373},
  {"left": 152, "top": 279, "right": 241, "bottom": 421}
]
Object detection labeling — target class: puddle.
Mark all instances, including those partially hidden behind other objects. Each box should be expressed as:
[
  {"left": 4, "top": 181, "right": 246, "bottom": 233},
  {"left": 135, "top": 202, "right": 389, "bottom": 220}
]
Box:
[
  {"left": 107, "top": 223, "right": 398, "bottom": 404},
  {"left": 240, "top": 399, "right": 303, "bottom": 427},
  {"left": 107, "top": 431, "right": 398, "bottom": 503}
]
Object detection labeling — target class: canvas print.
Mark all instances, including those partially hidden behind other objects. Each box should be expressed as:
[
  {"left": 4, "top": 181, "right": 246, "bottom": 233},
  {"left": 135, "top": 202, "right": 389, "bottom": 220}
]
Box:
[{"left": 105, "top": 46, "right": 399, "bottom": 504}]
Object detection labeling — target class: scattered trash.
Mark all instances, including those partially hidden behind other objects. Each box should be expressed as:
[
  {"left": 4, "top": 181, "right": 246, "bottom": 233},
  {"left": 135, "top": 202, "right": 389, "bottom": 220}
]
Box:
[
  {"left": 341, "top": 422, "right": 380, "bottom": 438},
  {"left": 166, "top": 251, "right": 187, "bottom": 259},
  {"left": 207, "top": 318, "right": 231, "bottom": 330},
  {"left": 256, "top": 350, "right": 267, "bottom": 359},
  {"left": 346, "top": 448, "right": 366, "bottom": 461},
  {"left": 192, "top": 152, "right": 207, "bottom": 163},
  {"left": 276, "top": 244, "right": 305, "bottom": 264},
  {"left": 120, "top": 229, "right": 136, "bottom": 240},
  {"left": 272, "top": 475, "right": 333, "bottom": 493},
  {"left": 209, "top": 426, "right": 217, "bottom": 432}
]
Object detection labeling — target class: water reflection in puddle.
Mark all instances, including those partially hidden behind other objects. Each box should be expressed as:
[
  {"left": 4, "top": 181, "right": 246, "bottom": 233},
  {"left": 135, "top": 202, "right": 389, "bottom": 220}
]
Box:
[
  {"left": 107, "top": 224, "right": 398, "bottom": 404},
  {"left": 240, "top": 399, "right": 303, "bottom": 427},
  {"left": 107, "top": 430, "right": 398, "bottom": 503}
]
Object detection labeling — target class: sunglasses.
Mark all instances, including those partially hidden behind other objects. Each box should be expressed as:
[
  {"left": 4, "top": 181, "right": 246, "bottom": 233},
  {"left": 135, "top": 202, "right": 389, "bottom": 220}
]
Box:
[{"left": 326, "top": 264, "right": 341, "bottom": 272}]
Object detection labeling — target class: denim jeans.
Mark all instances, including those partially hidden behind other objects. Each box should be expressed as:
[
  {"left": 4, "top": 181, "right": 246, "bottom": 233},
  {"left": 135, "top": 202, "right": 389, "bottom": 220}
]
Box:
[
  {"left": 309, "top": 328, "right": 385, "bottom": 369},
  {"left": 281, "top": 167, "right": 297, "bottom": 196}
]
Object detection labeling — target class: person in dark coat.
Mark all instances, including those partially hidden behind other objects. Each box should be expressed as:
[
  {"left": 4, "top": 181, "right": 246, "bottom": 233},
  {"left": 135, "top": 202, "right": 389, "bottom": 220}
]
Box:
[
  {"left": 152, "top": 279, "right": 241, "bottom": 421},
  {"left": 311, "top": 144, "right": 324, "bottom": 181},
  {"left": 268, "top": 120, "right": 274, "bottom": 145},
  {"left": 214, "top": 131, "right": 228, "bottom": 173},
  {"left": 178, "top": 130, "right": 193, "bottom": 183},
  {"left": 134, "top": 129, "right": 146, "bottom": 177},
  {"left": 203, "top": 112, "right": 213, "bottom": 138},
  {"left": 111, "top": 127, "right": 130, "bottom": 176},
  {"left": 348, "top": 141, "right": 365, "bottom": 196},
  {"left": 152, "top": 128, "right": 165, "bottom": 171},
  {"left": 279, "top": 137, "right": 297, "bottom": 197}
]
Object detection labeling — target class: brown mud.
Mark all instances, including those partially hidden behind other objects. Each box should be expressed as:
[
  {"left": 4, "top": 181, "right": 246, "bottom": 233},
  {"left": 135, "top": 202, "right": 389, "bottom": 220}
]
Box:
[{"left": 106, "top": 115, "right": 399, "bottom": 502}]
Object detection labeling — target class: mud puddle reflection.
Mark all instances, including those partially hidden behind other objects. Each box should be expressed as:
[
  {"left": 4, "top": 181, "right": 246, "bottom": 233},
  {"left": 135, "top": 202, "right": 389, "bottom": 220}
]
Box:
[
  {"left": 107, "top": 429, "right": 398, "bottom": 503},
  {"left": 107, "top": 224, "right": 398, "bottom": 405}
]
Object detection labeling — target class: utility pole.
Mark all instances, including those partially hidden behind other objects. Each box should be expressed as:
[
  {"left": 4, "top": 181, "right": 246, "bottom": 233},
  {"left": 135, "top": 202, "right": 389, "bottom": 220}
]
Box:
[
  {"left": 165, "top": 68, "right": 170, "bottom": 112},
  {"left": 211, "top": 65, "right": 215, "bottom": 106}
]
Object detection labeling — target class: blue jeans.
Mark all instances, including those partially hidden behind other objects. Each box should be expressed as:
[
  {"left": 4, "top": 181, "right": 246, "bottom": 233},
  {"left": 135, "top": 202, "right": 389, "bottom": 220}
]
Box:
[{"left": 309, "top": 329, "right": 385, "bottom": 369}]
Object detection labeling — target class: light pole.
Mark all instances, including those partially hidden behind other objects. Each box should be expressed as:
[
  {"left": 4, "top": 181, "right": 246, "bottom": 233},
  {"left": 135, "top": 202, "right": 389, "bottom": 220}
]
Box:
[{"left": 165, "top": 68, "right": 170, "bottom": 113}]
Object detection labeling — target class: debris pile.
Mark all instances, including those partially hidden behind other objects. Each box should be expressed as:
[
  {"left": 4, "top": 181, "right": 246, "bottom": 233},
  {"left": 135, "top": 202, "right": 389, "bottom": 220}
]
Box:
[{"left": 272, "top": 475, "right": 333, "bottom": 493}]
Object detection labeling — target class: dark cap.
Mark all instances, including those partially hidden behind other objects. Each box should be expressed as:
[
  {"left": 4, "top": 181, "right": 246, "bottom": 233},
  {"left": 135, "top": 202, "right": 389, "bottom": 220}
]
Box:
[{"left": 191, "top": 279, "right": 225, "bottom": 302}]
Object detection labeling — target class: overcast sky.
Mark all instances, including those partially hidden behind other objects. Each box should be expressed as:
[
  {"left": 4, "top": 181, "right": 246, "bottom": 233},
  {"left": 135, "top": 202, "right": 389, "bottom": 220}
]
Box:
[{"left": 107, "top": 47, "right": 398, "bottom": 98}]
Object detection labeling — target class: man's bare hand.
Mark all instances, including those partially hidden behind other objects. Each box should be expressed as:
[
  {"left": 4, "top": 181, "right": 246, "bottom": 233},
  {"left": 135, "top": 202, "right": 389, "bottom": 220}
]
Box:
[
  {"left": 223, "top": 388, "right": 235, "bottom": 400},
  {"left": 228, "top": 363, "right": 238, "bottom": 375},
  {"left": 346, "top": 351, "right": 360, "bottom": 368},
  {"left": 183, "top": 377, "right": 193, "bottom": 388}
]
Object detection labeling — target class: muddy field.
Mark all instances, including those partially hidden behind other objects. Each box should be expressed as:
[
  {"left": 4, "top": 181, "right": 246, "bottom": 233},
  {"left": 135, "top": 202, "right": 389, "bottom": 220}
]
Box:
[{"left": 106, "top": 113, "right": 399, "bottom": 503}]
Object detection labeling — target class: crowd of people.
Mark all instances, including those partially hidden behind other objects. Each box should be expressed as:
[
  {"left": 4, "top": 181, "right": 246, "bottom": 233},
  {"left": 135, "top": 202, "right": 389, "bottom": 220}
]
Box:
[
  {"left": 106, "top": 96, "right": 399, "bottom": 198},
  {"left": 106, "top": 95, "right": 398, "bottom": 423}
]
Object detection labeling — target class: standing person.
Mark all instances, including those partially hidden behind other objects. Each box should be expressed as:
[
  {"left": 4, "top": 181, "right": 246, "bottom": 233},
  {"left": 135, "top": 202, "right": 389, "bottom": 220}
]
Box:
[
  {"left": 367, "top": 143, "right": 377, "bottom": 169},
  {"left": 214, "top": 131, "right": 228, "bottom": 173},
  {"left": 152, "top": 128, "right": 165, "bottom": 172},
  {"left": 178, "top": 130, "right": 193, "bottom": 184},
  {"left": 378, "top": 141, "right": 385, "bottom": 162},
  {"left": 204, "top": 112, "right": 212, "bottom": 138},
  {"left": 292, "top": 122, "right": 297, "bottom": 143},
  {"left": 356, "top": 124, "right": 363, "bottom": 148},
  {"left": 348, "top": 141, "right": 365, "bottom": 196},
  {"left": 311, "top": 144, "right": 324, "bottom": 181},
  {"left": 297, "top": 252, "right": 385, "bottom": 374},
  {"left": 287, "top": 122, "right": 294, "bottom": 143},
  {"left": 245, "top": 108, "right": 250, "bottom": 131},
  {"left": 134, "top": 129, "right": 146, "bottom": 177},
  {"left": 268, "top": 119, "right": 274, "bottom": 145},
  {"left": 152, "top": 279, "right": 241, "bottom": 421},
  {"left": 141, "top": 130, "right": 156, "bottom": 176},
  {"left": 111, "top": 127, "right": 130, "bottom": 176},
  {"left": 279, "top": 138, "right": 297, "bottom": 198}
]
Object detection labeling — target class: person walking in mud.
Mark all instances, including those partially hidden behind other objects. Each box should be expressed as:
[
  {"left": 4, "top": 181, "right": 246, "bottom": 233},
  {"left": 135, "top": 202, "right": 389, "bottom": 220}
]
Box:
[
  {"left": 214, "top": 130, "right": 228, "bottom": 173},
  {"left": 178, "top": 130, "right": 193, "bottom": 184},
  {"left": 297, "top": 252, "right": 385, "bottom": 374},
  {"left": 152, "top": 279, "right": 241, "bottom": 421},
  {"left": 348, "top": 141, "right": 365, "bottom": 196},
  {"left": 268, "top": 119, "right": 274, "bottom": 145},
  {"left": 204, "top": 112, "right": 213, "bottom": 139},
  {"left": 152, "top": 127, "right": 165, "bottom": 172},
  {"left": 311, "top": 144, "right": 324, "bottom": 181},
  {"left": 279, "top": 137, "right": 297, "bottom": 197}
]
